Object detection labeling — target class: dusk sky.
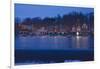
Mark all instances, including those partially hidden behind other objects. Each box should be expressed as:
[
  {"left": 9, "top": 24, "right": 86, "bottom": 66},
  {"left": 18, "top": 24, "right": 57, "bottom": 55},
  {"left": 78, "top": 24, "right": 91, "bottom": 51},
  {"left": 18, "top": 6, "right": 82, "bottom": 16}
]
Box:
[{"left": 15, "top": 4, "right": 94, "bottom": 20}]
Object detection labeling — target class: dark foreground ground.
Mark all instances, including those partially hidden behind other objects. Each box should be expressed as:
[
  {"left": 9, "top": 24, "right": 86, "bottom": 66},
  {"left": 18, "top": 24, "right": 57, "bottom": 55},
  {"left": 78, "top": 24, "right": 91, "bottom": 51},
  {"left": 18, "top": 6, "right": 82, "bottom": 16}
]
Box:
[{"left": 15, "top": 49, "right": 94, "bottom": 65}]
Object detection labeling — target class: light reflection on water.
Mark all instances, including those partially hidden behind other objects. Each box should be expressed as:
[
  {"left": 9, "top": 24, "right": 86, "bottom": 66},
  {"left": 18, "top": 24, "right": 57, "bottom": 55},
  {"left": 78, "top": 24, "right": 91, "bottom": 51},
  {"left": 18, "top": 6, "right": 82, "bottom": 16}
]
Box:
[
  {"left": 16, "top": 60, "right": 81, "bottom": 65},
  {"left": 15, "top": 36, "right": 94, "bottom": 50},
  {"left": 64, "top": 60, "right": 81, "bottom": 62}
]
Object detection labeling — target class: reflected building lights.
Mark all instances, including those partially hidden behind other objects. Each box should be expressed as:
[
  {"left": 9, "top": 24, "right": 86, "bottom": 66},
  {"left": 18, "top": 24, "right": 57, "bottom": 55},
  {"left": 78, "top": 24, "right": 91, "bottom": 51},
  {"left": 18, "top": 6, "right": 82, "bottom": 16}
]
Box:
[{"left": 76, "top": 35, "right": 81, "bottom": 48}]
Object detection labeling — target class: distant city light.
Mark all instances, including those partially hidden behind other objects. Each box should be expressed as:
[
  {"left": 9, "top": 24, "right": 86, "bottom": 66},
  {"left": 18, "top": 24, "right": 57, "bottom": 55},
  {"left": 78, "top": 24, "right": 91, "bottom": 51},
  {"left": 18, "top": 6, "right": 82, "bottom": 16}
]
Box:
[{"left": 76, "top": 32, "right": 79, "bottom": 36}]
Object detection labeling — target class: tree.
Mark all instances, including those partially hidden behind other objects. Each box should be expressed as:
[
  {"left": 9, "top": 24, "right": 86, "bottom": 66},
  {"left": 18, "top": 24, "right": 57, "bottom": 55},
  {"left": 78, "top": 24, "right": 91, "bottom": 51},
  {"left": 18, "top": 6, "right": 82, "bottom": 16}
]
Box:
[{"left": 15, "top": 17, "right": 21, "bottom": 23}]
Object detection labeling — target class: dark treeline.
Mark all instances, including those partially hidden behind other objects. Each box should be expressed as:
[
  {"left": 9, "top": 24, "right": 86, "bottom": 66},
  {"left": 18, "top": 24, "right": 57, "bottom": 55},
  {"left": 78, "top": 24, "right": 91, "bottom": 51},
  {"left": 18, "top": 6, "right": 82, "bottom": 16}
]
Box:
[
  {"left": 15, "top": 12, "right": 94, "bottom": 26},
  {"left": 15, "top": 12, "right": 94, "bottom": 36}
]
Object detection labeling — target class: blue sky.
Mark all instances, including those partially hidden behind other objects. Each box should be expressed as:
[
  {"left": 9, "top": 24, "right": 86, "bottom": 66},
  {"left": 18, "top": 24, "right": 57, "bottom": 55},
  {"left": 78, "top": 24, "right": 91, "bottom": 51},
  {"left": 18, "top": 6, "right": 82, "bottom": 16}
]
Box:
[{"left": 15, "top": 3, "right": 94, "bottom": 20}]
